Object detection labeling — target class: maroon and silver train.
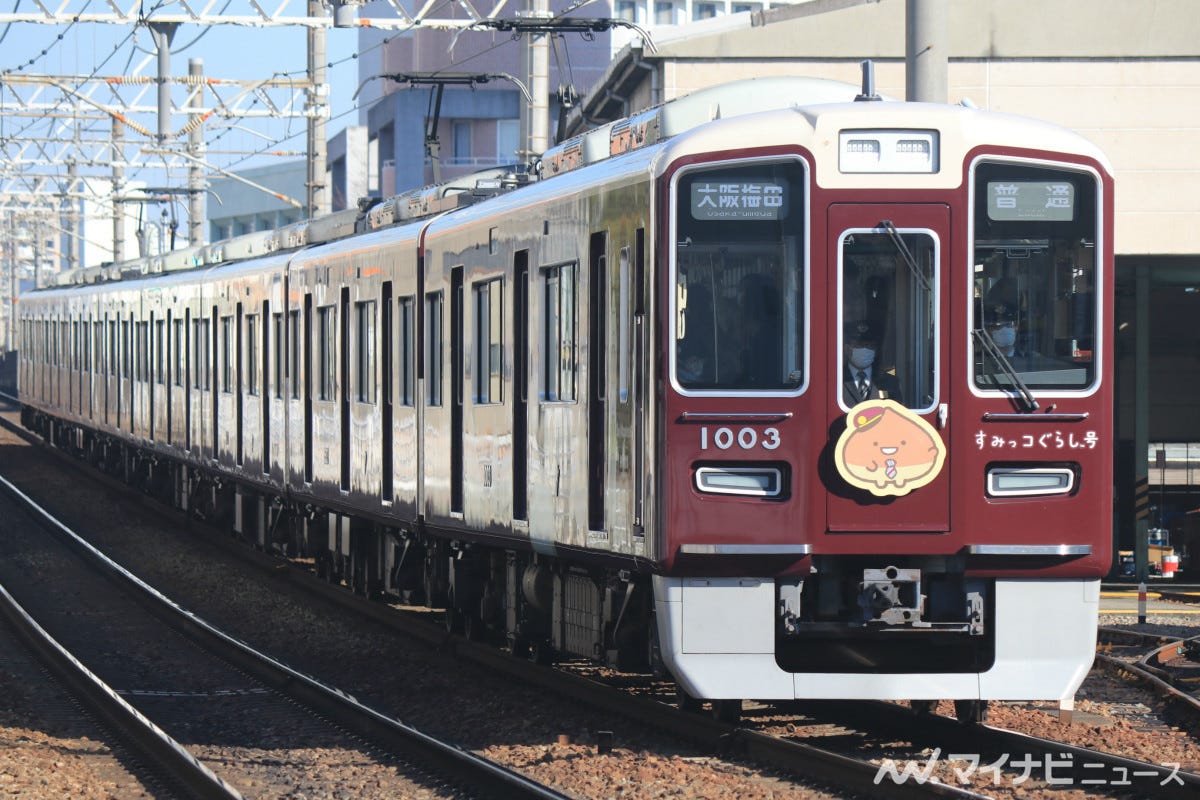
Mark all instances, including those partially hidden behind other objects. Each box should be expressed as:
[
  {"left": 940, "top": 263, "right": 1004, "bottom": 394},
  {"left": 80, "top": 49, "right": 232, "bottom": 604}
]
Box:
[{"left": 18, "top": 76, "right": 1113, "bottom": 721}]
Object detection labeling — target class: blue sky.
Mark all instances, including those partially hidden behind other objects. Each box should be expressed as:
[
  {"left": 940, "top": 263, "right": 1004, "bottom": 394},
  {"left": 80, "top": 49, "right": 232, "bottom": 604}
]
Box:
[{"left": 1, "top": 13, "right": 364, "bottom": 192}]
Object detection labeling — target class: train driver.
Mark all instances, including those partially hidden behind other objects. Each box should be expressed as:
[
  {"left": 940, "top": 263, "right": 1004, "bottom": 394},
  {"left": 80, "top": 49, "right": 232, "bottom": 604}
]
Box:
[{"left": 843, "top": 320, "right": 903, "bottom": 406}]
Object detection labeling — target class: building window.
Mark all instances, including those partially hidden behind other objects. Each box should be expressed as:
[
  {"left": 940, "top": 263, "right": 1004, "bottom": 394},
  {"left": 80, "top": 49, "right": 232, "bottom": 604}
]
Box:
[
  {"left": 693, "top": 1, "right": 720, "bottom": 20},
  {"left": 453, "top": 122, "right": 472, "bottom": 163},
  {"left": 616, "top": 0, "right": 637, "bottom": 21},
  {"left": 732, "top": 2, "right": 761, "bottom": 12},
  {"left": 654, "top": 1, "right": 677, "bottom": 24},
  {"left": 543, "top": 263, "right": 576, "bottom": 402},
  {"left": 497, "top": 119, "right": 520, "bottom": 164},
  {"left": 474, "top": 279, "right": 503, "bottom": 404}
]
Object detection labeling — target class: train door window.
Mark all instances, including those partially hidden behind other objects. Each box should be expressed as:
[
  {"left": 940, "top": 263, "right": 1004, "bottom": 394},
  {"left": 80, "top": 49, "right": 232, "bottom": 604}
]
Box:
[
  {"left": 138, "top": 322, "right": 149, "bottom": 383},
  {"left": 317, "top": 305, "right": 336, "bottom": 401},
  {"left": 193, "top": 318, "right": 209, "bottom": 390},
  {"left": 971, "top": 161, "right": 1099, "bottom": 393},
  {"left": 839, "top": 229, "right": 937, "bottom": 412},
  {"left": 121, "top": 321, "right": 131, "bottom": 380},
  {"left": 155, "top": 320, "right": 165, "bottom": 384},
  {"left": 94, "top": 321, "right": 103, "bottom": 376},
  {"left": 246, "top": 314, "right": 259, "bottom": 396},
  {"left": 355, "top": 300, "right": 376, "bottom": 403},
  {"left": 289, "top": 309, "right": 302, "bottom": 400},
  {"left": 542, "top": 263, "right": 577, "bottom": 402},
  {"left": 109, "top": 321, "right": 118, "bottom": 377},
  {"left": 474, "top": 278, "right": 503, "bottom": 404},
  {"left": 399, "top": 296, "right": 415, "bottom": 406},
  {"left": 425, "top": 292, "right": 443, "bottom": 406},
  {"left": 671, "top": 158, "right": 806, "bottom": 394},
  {"left": 220, "top": 315, "right": 234, "bottom": 393},
  {"left": 273, "top": 312, "right": 284, "bottom": 399},
  {"left": 173, "top": 320, "right": 184, "bottom": 386},
  {"left": 618, "top": 247, "right": 631, "bottom": 403}
]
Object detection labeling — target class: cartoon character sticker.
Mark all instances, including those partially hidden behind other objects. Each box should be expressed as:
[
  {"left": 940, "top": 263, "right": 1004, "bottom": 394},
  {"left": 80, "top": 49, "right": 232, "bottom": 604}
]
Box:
[{"left": 834, "top": 399, "right": 947, "bottom": 497}]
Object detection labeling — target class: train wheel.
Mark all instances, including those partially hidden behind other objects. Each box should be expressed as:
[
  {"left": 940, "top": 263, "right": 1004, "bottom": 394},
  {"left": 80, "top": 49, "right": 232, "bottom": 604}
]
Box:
[
  {"left": 711, "top": 699, "right": 742, "bottom": 724},
  {"left": 910, "top": 700, "right": 937, "bottom": 715},
  {"left": 954, "top": 699, "right": 989, "bottom": 724}
]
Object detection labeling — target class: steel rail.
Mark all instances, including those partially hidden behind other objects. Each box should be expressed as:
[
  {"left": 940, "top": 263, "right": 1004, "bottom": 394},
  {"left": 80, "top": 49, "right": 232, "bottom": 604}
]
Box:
[
  {"left": 0, "top": 575, "right": 242, "bottom": 800},
  {"left": 0, "top": 463, "right": 573, "bottom": 800}
]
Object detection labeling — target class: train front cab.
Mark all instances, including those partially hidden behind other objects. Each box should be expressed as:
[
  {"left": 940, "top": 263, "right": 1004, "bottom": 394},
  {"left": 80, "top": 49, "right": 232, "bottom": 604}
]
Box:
[{"left": 653, "top": 107, "right": 1113, "bottom": 716}]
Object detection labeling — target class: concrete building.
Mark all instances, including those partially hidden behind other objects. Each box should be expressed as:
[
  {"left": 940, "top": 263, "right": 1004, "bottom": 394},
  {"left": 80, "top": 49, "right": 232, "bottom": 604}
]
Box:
[
  {"left": 356, "top": 0, "right": 614, "bottom": 192},
  {"left": 207, "top": 161, "right": 308, "bottom": 243}
]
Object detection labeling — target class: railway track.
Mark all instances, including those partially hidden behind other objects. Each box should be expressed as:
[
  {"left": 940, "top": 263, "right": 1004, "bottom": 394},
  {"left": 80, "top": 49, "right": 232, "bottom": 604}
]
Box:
[
  {"left": 0, "top": 464, "right": 573, "bottom": 800},
  {"left": 0, "top": 583, "right": 187, "bottom": 799},
  {"left": 1095, "top": 626, "right": 1200, "bottom": 720},
  {"left": 4, "top": 398, "right": 1200, "bottom": 797}
]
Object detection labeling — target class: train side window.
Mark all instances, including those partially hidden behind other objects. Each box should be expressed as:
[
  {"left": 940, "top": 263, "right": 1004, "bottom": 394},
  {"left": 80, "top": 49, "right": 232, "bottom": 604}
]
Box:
[
  {"left": 542, "top": 263, "right": 577, "bottom": 402},
  {"left": 425, "top": 292, "right": 443, "bottom": 406},
  {"left": 399, "top": 296, "right": 415, "bottom": 406},
  {"left": 246, "top": 313, "right": 259, "bottom": 396},
  {"left": 355, "top": 300, "right": 376, "bottom": 403},
  {"left": 318, "top": 305, "right": 336, "bottom": 401},
  {"left": 474, "top": 278, "right": 503, "bottom": 404}
]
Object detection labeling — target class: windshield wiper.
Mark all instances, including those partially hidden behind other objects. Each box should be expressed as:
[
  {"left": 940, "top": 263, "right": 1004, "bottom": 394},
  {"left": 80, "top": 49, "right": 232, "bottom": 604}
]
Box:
[
  {"left": 881, "top": 220, "right": 932, "bottom": 293},
  {"left": 972, "top": 328, "right": 1038, "bottom": 411}
]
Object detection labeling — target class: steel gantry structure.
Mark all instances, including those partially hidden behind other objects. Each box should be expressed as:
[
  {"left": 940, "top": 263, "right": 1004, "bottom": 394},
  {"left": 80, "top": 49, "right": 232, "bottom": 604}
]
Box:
[{"left": 0, "top": 0, "right": 643, "bottom": 353}]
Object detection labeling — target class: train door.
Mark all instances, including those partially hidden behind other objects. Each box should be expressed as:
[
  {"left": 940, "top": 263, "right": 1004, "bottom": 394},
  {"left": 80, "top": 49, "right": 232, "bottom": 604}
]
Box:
[{"left": 825, "top": 204, "right": 951, "bottom": 533}]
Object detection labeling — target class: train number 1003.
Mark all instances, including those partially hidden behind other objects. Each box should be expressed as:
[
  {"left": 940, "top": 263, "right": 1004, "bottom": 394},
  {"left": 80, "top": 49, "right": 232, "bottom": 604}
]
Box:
[{"left": 699, "top": 426, "right": 782, "bottom": 451}]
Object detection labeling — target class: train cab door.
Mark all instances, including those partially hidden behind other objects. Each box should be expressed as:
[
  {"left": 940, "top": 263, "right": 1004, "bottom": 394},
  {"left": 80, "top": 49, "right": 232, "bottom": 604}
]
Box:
[{"left": 825, "top": 204, "right": 952, "bottom": 533}]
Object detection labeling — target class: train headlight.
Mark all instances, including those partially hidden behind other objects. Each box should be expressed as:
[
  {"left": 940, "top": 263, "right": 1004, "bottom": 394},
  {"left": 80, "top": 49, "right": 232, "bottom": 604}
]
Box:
[
  {"left": 839, "top": 129, "right": 939, "bottom": 173},
  {"left": 695, "top": 466, "right": 782, "bottom": 497},
  {"left": 986, "top": 466, "right": 1075, "bottom": 498}
]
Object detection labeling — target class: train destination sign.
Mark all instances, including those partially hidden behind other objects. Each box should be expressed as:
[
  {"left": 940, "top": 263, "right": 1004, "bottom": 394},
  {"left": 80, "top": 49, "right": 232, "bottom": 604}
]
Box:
[
  {"left": 690, "top": 180, "right": 786, "bottom": 220},
  {"left": 987, "top": 180, "right": 1074, "bottom": 221}
]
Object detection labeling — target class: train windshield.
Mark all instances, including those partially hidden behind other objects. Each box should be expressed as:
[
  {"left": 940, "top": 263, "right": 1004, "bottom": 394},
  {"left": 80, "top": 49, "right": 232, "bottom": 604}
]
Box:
[
  {"left": 672, "top": 159, "right": 806, "bottom": 393},
  {"left": 972, "top": 161, "right": 1099, "bottom": 393}
]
